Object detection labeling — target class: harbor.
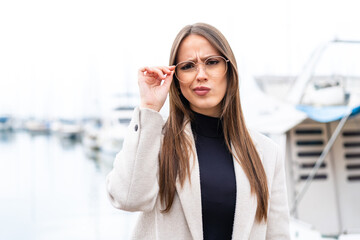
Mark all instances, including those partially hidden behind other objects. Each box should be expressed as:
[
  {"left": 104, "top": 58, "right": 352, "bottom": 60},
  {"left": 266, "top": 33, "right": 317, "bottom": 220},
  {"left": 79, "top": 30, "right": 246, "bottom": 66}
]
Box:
[
  {"left": 1, "top": 69, "right": 359, "bottom": 239},
  {"left": 1, "top": 1, "right": 360, "bottom": 239},
  {"left": 0, "top": 130, "right": 138, "bottom": 240}
]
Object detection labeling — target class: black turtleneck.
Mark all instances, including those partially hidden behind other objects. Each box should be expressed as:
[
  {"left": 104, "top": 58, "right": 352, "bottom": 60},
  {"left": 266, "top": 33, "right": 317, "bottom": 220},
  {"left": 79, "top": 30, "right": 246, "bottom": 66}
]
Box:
[{"left": 191, "top": 111, "right": 236, "bottom": 240}]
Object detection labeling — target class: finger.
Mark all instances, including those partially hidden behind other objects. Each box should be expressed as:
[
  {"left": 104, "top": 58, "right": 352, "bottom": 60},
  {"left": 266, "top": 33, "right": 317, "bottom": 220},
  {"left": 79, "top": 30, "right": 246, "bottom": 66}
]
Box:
[
  {"left": 159, "top": 66, "right": 176, "bottom": 80},
  {"left": 138, "top": 66, "right": 151, "bottom": 78},
  {"left": 140, "top": 66, "right": 174, "bottom": 74},
  {"left": 139, "top": 66, "right": 172, "bottom": 80},
  {"left": 162, "top": 65, "right": 176, "bottom": 74},
  {"left": 148, "top": 67, "right": 167, "bottom": 79},
  {"left": 158, "top": 66, "right": 172, "bottom": 75},
  {"left": 162, "top": 70, "right": 174, "bottom": 89},
  {"left": 138, "top": 68, "right": 154, "bottom": 81},
  {"left": 139, "top": 66, "right": 147, "bottom": 73}
]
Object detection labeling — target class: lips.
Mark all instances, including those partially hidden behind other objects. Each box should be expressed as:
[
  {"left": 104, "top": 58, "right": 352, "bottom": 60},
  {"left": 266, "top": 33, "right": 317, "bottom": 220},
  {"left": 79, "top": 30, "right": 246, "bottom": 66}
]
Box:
[{"left": 193, "top": 86, "right": 210, "bottom": 96}]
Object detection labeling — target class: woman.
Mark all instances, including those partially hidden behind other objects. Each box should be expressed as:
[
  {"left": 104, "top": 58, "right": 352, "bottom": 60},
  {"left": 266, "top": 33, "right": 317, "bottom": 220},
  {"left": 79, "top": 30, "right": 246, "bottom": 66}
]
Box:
[{"left": 106, "top": 23, "right": 290, "bottom": 240}]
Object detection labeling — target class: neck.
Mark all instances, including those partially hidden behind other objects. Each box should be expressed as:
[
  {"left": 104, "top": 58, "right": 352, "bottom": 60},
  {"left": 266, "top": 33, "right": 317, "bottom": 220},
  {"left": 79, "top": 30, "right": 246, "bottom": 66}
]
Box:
[
  {"left": 190, "top": 110, "right": 223, "bottom": 138},
  {"left": 190, "top": 105, "right": 221, "bottom": 118}
]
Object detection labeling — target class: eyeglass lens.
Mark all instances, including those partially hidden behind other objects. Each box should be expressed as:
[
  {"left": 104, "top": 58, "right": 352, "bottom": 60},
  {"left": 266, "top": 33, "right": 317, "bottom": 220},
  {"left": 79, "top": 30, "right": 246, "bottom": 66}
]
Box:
[{"left": 175, "top": 56, "right": 227, "bottom": 82}]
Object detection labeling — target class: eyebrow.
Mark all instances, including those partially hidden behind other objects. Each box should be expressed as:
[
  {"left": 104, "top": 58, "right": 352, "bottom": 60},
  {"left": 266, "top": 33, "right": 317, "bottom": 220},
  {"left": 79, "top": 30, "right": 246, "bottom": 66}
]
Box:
[{"left": 180, "top": 54, "right": 219, "bottom": 63}]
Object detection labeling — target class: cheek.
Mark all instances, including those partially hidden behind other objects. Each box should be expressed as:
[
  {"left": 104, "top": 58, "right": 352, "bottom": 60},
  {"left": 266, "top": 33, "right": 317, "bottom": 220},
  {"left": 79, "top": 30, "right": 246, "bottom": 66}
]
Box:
[
  {"left": 179, "top": 82, "right": 191, "bottom": 96},
  {"left": 218, "top": 78, "right": 228, "bottom": 98}
]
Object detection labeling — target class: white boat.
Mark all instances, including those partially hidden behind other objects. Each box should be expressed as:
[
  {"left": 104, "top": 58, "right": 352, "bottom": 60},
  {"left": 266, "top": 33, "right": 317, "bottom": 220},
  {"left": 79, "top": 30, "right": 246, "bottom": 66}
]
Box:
[
  {"left": 24, "top": 118, "right": 50, "bottom": 134},
  {"left": 82, "top": 118, "right": 102, "bottom": 151},
  {"left": 96, "top": 106, "right": 134, "bottom": 166},
  {"left": 50, "top": 119, "right": 83, "bottom": 140},
  {"left": 242, "top": 39, "right": 360, "bottom": 238}
]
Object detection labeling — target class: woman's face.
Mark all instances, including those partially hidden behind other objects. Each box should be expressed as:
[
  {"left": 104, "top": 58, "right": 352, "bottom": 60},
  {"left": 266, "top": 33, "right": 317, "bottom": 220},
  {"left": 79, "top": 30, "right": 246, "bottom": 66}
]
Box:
[{"left": 176, "top": 34, "right": 227, "bottom": 117}]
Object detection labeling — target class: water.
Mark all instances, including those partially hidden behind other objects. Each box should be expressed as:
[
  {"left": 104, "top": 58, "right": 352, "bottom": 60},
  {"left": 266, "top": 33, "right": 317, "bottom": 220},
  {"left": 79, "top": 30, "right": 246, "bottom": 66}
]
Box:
[{"left": 0, "top": 131, "right": 138, "bottom": 240}]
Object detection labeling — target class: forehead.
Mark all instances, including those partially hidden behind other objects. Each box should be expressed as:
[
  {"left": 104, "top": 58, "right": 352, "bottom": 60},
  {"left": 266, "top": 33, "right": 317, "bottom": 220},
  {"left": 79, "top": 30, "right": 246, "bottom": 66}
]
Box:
[{"left": 177, "top": 34, "right": 221, "bottom": 62}]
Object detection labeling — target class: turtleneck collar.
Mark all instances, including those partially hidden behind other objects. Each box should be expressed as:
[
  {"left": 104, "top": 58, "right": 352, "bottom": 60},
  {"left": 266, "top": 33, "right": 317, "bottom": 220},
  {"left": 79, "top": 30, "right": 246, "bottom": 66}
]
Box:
[{"left": 190, "top": 110, "right": 224, "bottom": 138}]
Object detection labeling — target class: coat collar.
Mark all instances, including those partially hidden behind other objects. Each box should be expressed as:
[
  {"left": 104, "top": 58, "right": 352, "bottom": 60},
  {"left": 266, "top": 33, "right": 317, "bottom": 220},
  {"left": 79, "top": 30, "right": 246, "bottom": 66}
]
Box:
[
  {"left": 175, "top": 121, "right": 264, "bottom": 240},
  {"left": 175, "top": 122, "right": 203, "bottom": 240}
]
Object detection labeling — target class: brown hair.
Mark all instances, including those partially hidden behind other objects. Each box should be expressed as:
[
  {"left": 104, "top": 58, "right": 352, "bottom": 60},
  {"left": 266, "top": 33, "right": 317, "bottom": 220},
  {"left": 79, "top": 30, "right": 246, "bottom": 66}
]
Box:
[{"left": 159, "top": 23, "right": 269, "bottom": 222}]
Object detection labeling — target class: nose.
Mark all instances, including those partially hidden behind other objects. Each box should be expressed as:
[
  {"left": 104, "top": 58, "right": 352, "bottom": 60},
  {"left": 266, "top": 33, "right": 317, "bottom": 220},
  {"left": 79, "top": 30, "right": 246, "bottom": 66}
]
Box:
[{"left": 195, "top": 63, "right": 207, "bottom": 81}]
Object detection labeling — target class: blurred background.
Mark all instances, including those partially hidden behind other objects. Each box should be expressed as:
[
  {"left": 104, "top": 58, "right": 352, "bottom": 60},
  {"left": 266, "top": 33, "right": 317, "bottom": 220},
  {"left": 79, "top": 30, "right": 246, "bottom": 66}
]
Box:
[{"left": 1, "top": 0, "right": 359, "bottom": 239}]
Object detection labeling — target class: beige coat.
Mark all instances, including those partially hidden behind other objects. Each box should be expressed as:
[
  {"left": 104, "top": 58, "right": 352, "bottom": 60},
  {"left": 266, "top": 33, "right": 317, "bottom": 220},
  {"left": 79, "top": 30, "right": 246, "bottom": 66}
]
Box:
[{"left": 106, "top": 107, "right": 290, "bottom": 240}]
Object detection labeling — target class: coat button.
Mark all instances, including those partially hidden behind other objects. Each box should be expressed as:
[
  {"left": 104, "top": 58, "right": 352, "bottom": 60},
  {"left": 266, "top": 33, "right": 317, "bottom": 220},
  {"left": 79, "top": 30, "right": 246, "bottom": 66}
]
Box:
[{"left": 134, "top": 124, "right": 138, "bottom": 131}]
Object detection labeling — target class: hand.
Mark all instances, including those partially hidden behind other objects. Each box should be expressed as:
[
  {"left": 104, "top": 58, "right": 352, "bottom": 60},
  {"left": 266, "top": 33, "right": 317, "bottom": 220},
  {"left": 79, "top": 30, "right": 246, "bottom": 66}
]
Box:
[{"left": 138, "top": 65, "right": 175, "bottom": 112}]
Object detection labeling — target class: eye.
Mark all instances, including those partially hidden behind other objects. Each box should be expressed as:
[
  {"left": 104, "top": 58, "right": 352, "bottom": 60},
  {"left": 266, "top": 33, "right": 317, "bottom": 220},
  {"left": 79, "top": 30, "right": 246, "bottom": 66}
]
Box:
[
  {"left": 206, "top": 58, "right": 220, "bottom": 66},
  {"left": 180, "top": 62, "right": 195, "bottom": 71}
]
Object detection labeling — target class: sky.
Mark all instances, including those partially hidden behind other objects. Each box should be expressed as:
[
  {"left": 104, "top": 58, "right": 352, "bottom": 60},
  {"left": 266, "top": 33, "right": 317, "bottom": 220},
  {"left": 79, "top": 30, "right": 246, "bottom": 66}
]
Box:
[{"left": 0, "top": 0, "right": 359, "bottom": 119}]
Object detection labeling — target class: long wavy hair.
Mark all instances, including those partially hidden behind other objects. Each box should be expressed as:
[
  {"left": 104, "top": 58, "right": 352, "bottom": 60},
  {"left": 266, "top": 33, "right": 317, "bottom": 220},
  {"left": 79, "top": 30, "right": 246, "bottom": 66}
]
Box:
[{"left": 159, "top": 23, "right": 269, "bottom": 223}]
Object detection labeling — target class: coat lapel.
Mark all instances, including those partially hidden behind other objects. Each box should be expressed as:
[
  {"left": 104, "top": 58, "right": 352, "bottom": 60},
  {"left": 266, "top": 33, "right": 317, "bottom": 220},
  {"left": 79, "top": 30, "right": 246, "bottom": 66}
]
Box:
[
  {"left": 175, "top": 122, "right": 264, "bottom": 240},
  {"left": 175, "top": 122, "right": 203, "bottom": 240},
  {"left": 232, "top": 137, "right": 264, "bottom": 240}
]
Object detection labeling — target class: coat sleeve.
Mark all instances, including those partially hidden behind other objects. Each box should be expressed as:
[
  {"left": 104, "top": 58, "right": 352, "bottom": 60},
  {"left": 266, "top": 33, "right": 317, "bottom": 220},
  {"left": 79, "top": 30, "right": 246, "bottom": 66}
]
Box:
[
  {"left": 266, "top": 145, "right": 291, "bottom": 239},
  {"left": 106, "top": 107, "right": 164, "bottom": 212}
]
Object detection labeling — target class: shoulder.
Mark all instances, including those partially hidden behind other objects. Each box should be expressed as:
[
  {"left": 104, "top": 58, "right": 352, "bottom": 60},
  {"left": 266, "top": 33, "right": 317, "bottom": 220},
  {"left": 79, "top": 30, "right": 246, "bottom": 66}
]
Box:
[
  {"left": 247, "top": 128, "right": 282, "bottom": 177},
  {"left": 248, "top": 128, "right": 280, "bottom": 155}
]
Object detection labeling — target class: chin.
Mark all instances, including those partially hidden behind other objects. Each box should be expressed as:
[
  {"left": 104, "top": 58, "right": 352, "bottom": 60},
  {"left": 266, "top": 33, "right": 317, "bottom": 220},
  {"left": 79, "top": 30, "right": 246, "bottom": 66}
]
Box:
[{"left": 190, "top": 101, "right": 221, "bottom": 113}]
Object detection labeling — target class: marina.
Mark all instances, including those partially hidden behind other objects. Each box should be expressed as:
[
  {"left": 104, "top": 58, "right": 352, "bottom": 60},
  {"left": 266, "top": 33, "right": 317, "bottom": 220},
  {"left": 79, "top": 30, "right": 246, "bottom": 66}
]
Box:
[
  {"left": 1, "top": 69, "right": 359, "bottom": 239},
  {"left": 0, "top": 130, "right": 138, "bottom": 240},
  {"left": 1, "top": 1, "right": 360, "bottom": 238}
]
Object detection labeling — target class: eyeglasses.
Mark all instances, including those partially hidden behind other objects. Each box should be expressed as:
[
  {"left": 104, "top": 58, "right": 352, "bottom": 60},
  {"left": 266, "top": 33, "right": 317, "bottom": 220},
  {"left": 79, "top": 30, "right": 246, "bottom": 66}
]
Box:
[{"left": 175, "top": 56, "right": 229, "bottom": 83}]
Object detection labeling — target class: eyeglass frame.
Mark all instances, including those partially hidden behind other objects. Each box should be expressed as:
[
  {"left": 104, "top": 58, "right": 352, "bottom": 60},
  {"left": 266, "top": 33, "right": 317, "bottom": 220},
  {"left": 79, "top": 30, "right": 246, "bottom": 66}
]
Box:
[{"left": 174, "top": 55, "right": 230, "bottom": 82}]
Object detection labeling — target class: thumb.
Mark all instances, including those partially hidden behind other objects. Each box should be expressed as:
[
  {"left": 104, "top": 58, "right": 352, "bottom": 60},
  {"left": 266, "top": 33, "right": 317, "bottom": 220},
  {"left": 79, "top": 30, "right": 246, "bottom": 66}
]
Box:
[{"left": 162, "top": 70, "right": 174, "bottom": 90}]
